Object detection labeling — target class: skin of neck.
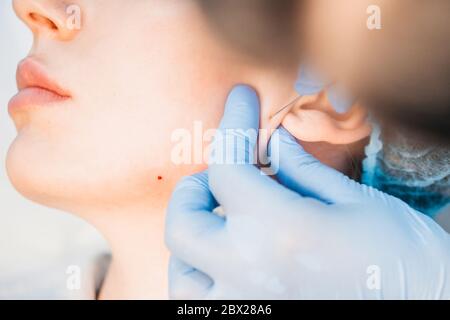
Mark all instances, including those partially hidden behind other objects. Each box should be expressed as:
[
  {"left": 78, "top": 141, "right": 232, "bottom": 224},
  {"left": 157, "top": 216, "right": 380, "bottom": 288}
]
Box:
[
  {"left": 71, "top": 67, "right": 300, "bottom": 300},
  {"left": 81, "top": 198, "right": 170, "bottom": 300}
]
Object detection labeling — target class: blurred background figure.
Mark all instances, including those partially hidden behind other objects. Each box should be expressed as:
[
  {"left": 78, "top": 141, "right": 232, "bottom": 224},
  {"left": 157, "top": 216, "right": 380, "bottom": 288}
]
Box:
[
  {"left": 0, "top": 1, "right": 107, "bottom": 299},
  {"left": 197, "top": 0, "right": 450, "bottom": 143}
]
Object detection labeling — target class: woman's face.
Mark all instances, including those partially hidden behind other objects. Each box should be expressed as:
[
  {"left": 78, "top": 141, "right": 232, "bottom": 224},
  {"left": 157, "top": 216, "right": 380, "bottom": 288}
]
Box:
[
  {"left": 7, "top": 0, "right": 367, "bottom": 213},
  {"left": 7, "top": 0, "right": 249, "bottom": 211}
]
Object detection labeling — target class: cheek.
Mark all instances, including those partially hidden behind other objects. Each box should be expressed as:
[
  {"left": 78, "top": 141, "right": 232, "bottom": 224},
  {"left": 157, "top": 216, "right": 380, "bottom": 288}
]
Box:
[
  {"left": 6, "top": 99, "right": 213, "bottom": 209},
  {"left": 6, "top": 6, "right": 235, "bottom": 208},
  {"left": 6, "top": 60, "right": 227, "bottom": 210}
]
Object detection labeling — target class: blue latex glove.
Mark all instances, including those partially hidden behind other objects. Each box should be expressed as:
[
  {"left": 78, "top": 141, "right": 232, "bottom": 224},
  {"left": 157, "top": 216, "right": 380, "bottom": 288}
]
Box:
[
  {"left": 165, "top": 85, "right": 450, "bottom": 299},
  {"left": 296, "top": 65, "right": 355, "bottom": 114}
]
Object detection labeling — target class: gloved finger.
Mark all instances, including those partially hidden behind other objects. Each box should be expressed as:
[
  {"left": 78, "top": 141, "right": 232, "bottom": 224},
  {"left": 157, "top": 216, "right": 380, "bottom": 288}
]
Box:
[
  {"left": 168, "top": 256, "right": 213, "bottom": 300},
  {"left": 166, "top": 171, "right": 228, "bottom": 275},
  {"left": 210, "top": 84, "right": 260, "bottom": 166},
  {"left": 269, "top": 127, "right": 362, "bottom": 204},
  {"left": 209, "top": 85, "right": 302, "bottom": 214},
  {"left": 327, "top": 85, "right": 355, "bottom": 114},
  {"left": 295, "top": 64, "right": 326, "bottom": 95},
  {"left": 295, "top": 65, "right": 353, "bottom": 114}
]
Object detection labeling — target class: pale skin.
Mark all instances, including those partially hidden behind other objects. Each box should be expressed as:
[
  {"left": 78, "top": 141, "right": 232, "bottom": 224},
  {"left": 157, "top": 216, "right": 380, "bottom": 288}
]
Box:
[{"left": 8, "top": 0, "right": 370, "bottom": 299}]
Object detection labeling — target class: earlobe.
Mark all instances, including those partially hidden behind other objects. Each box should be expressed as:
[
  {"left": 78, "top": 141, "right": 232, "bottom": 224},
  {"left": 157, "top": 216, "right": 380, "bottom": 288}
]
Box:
[{"left": 281, "top": 92, "right": 372, "bottom": 145}]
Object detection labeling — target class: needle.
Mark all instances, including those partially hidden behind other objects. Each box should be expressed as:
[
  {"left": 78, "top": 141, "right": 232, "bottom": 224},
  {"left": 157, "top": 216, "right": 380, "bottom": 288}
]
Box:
[{"left": 270, "top": 95, "right": 302, "bottom": 119}]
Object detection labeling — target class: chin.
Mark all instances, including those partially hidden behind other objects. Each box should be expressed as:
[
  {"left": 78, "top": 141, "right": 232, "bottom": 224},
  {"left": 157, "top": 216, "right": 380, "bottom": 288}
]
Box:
[
  {"left": 7, "top": 145, "right": 65, "bottom": 210},
  {"left": 7, "top": 140, "right": 131, "bottom": 213},
  {"left": 7, "top": 140, "right": 83, "bottom": 212},
  {"left": 5, "top": 135, "right": 185, "bottom": 215}
]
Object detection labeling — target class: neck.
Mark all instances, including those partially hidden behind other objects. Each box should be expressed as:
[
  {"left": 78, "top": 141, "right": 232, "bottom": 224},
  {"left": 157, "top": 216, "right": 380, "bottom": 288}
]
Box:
[
  {"left": 71, "top": 68, "right": 300, "bottom": 300},
  {"left": 80, "top": 200, "right": 170, "bottom": 300}
]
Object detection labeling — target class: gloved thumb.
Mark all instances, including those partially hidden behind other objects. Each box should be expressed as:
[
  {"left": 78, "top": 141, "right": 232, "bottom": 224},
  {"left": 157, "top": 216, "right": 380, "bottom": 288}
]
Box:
[{"left": 209, "top": 85, "right": 297, "bottom": 213}]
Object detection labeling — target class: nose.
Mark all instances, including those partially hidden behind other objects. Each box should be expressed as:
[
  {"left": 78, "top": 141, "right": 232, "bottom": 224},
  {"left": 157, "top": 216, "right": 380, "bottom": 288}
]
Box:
[{"left": 13, "top": 0, "right": 80, "bottom": 41}]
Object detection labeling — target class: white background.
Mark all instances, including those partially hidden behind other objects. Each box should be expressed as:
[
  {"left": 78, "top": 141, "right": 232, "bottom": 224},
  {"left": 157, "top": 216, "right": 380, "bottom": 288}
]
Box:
[{"left": 0, "top": 1, "right": 106, "bottom": 299}]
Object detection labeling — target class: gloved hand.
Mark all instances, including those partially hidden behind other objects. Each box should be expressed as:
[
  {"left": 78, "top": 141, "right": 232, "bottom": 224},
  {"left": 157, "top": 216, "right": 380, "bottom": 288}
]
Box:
[
  {"left": 165, "top": 85, "right": 450, "bottom": 299},
  {"left": 295, "top": 64, "right": 354, "bottom": 114}
]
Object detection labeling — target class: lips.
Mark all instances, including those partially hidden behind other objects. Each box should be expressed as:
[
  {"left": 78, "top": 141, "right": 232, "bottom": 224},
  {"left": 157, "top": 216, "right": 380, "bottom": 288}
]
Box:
[{"left": 8, "top": 58, "right": 71, "bottom": 113}]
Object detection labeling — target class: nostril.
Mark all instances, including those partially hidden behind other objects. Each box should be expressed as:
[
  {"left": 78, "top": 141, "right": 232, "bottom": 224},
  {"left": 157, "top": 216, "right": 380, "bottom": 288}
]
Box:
[{"left": 29, "top": 12, "right": 58, "bottom": 31}]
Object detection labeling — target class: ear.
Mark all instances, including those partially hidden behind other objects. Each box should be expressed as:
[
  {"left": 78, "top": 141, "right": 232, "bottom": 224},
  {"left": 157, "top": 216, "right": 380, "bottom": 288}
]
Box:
[{"left": 281, "top": 91, "right": 372, "bottom": 144}]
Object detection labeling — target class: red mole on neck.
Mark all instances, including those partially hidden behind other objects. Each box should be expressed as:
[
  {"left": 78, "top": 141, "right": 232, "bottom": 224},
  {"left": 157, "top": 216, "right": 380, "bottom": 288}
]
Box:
[{"left": 157, "top": 176, "right": 163, "bottom": 180}]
